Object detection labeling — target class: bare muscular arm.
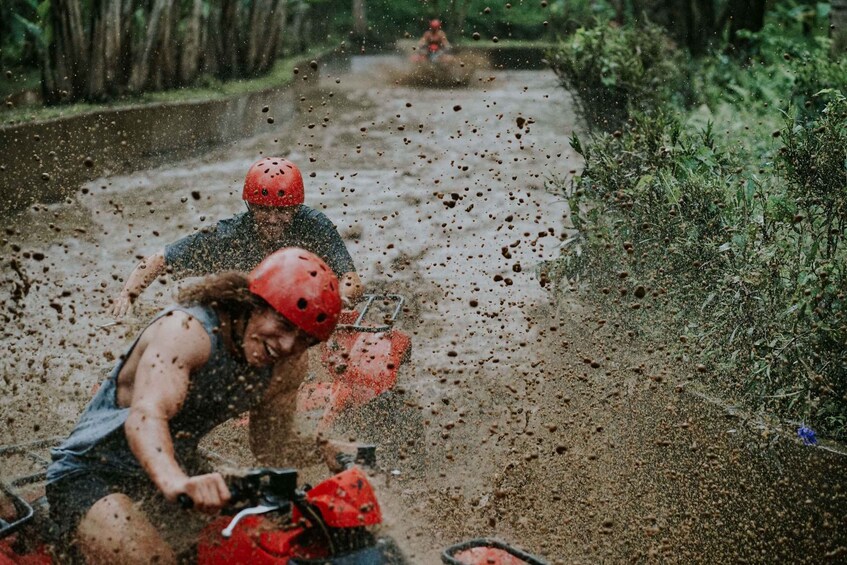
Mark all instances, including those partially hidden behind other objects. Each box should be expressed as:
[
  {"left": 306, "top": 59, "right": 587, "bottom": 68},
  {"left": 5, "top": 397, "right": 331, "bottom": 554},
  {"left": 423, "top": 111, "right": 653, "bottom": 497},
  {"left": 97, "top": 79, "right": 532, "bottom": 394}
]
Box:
[
  {"left": 123, "top": 312, "right": 229, "bottom": 512},
  {"left": 248, "top": 352, "right": 315, "bottom": 466}
]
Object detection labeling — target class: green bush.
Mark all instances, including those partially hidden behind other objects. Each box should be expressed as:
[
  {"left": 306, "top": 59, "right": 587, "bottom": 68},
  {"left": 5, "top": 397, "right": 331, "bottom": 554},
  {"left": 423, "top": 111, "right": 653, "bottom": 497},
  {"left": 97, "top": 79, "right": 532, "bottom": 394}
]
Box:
[
  {"left": 557, "top": 94, "right": 847, "bottom": 439},
  {"left": 547, "top": 22, "right": 683, "bottom": 131},
  {"left": 680, "top": 4, "right": 845, "bottom": 120}
]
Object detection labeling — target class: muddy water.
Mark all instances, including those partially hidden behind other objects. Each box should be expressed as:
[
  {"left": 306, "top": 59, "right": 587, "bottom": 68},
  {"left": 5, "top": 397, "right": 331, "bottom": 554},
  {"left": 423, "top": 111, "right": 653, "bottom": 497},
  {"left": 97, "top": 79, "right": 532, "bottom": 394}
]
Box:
[{"left": 2, "top": 56, "right": 845, "bottom": 563}]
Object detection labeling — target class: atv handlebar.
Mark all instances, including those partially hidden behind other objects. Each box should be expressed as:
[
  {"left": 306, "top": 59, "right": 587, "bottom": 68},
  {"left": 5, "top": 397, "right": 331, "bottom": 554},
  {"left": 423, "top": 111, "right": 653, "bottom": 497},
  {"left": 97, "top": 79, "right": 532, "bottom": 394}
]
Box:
[
  {"left": 176, "top": 467, "right": 298, "bottom": 510},
  {"left": 177, "top": 445, "right": 377, "bottom": 511}
]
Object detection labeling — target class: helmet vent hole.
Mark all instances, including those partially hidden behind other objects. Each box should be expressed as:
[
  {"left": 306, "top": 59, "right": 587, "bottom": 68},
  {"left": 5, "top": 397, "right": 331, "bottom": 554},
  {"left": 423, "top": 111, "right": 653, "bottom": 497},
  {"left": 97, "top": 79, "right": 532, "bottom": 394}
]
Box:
[
  {"left": 261, "top": 188, "right": 269, "bottom": 196},
  {"left": 264, "top": 168, "right": 270, "bottom": 173},
  {"left": 316, "top": 313, "right": 327, "bottom": 323},
  {"left": 297, "top": 298, "right": 308, "bottom": 310},
  {"left": 277, "top": 190, "right": 285, "bottom": 197},
  {"left": 310, "top": 270, "right": 317, "bottom": 277}
]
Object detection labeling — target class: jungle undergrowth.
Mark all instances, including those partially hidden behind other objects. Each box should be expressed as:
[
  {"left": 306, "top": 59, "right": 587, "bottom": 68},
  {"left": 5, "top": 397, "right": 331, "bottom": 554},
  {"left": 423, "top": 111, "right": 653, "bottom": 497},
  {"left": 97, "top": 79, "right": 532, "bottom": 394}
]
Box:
[{"left": 547, "top": 9, "right": 847, "bottom": 440}]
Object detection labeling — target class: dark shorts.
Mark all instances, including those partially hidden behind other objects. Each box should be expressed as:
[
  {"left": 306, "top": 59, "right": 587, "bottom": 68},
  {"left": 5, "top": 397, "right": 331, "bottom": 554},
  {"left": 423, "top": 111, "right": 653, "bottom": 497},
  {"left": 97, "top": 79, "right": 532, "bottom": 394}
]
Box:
[
  {"left": 46, "top": 471, "right": 156, "bottom": 542},
  {"left": 45, "top": 471, "right": 211, "bottom": 559}
]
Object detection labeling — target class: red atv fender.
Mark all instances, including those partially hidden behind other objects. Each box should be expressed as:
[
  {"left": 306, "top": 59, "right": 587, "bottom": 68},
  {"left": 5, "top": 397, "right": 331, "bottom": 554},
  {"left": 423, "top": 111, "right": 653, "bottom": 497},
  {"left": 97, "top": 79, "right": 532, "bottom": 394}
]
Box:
[
  {"left": 293, "top": 467, "right": 382, "bottom": 528},
  {"left": 297, "top": 295, "right": 411, "bottom": 427}
]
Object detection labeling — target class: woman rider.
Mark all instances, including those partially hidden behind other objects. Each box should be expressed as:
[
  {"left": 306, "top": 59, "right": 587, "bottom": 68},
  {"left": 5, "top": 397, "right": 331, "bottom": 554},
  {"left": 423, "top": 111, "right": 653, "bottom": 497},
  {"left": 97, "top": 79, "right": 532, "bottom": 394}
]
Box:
[{"left": 46, "top": 248, "right": 341, "bottom": 564}]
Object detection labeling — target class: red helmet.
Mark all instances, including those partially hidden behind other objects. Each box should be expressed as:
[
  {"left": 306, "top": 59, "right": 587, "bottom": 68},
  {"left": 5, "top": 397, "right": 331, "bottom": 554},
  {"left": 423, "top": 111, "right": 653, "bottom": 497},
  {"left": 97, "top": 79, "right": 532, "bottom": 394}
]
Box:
[
  {"left": 430, "top": 19, "right": 441, "bottom": 30},
  {"left": 248, "top": 248, "right": 341, "bottom": 341},
  {"left": 242, "top": 157, "right": 304, "bottom": 207}
]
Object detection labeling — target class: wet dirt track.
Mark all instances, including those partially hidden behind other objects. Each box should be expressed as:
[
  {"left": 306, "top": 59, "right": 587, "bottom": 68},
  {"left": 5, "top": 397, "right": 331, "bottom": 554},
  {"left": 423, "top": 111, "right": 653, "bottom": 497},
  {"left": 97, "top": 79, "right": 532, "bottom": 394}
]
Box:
[{"left": 2, "top": 56, "right": 846, "bottom": 563}]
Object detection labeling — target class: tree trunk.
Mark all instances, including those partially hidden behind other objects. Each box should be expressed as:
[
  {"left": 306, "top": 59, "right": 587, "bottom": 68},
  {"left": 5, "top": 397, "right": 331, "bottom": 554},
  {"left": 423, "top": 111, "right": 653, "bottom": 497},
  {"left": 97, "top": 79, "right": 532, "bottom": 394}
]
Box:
[
  {"left": 247, "top": 0, "right": 276, "bottom": 74},
  {"left": 201, "top": 1, "right": 220, "bottom": 76},
  {"left": 128, "top": 0, "right": 172, "bottom": 91},
  {"left": 45, "top": 0, "right": 87, "bottom": 103},
  {"left": 612, "top": 0, "right": 625, "bottom": 24},
  {"left": 219, "top": 0, "right": 240, "bottom": 78},
  {"left": 352, "top": 0, "right": 366, "bottom": 37},
  {"left": 122, "top": 0, "right": 140, "bottom": 87},
  {"left": 157, "top": 0, "right": 179, "bottom": 89},
  {"left": 181, "top": 0, "right": 203, "bottom": 84},
  {"left": 290, "top": 1, "right": 308, "bottom": 54},
  {"left": 454, "top": 0, "right": 473, "bottom": 35},
  {"left": 275, "top": 0, "right": 290, "bottom": 58},
  {"left": 726, "top": 0, "right": 766, "bottom": 51},
  {"left": 258, "top": 0, "right": 286, "bottom": 72},
  {"left": 832, "top": 0, "right": 847, "bottom": 56},
  {"left": 87, "top": 0, "right": 109, "bottom": 99}
]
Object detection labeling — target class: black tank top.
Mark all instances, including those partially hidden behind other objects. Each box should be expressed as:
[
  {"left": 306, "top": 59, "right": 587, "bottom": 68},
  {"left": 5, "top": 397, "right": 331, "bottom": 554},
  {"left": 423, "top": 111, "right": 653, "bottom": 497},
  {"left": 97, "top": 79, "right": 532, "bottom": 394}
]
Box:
[{"left": 48, "top": 305, "right": 273, "bottom": 482}]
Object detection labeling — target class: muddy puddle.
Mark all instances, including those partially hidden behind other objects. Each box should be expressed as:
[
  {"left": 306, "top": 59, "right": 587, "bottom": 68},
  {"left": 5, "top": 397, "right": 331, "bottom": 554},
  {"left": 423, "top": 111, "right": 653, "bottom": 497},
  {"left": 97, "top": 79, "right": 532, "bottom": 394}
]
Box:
[{"left": 1, "top": 55, "right": 845, "bottom": 563}]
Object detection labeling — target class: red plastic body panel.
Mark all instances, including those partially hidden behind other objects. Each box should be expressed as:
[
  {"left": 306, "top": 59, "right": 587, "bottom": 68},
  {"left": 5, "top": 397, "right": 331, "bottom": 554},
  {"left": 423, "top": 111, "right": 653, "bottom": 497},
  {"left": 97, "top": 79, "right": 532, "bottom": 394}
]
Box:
[
  {"left": 293, "top": 468, "right": 382, "bottom": 528},
  {"left": 197, "top": 515, "right": 325, "bottom": 564},
  {"left": 197, "top": 516, "right": 286, "bottom": 565}
]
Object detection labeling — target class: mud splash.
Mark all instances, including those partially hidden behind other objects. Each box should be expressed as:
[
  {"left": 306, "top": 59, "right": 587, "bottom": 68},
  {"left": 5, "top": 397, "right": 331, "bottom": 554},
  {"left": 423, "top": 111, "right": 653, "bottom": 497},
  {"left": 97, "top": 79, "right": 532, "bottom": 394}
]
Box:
[{"left": 2, "top": 55, "right": 845, "bottom": 563}]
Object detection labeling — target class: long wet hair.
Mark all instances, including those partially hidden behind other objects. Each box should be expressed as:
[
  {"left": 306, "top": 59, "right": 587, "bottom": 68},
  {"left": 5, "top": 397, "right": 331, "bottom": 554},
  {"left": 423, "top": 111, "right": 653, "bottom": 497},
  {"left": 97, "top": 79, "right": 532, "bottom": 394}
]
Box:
[{"left": 178, "top": 271, "right": 270, "bottom": 322}]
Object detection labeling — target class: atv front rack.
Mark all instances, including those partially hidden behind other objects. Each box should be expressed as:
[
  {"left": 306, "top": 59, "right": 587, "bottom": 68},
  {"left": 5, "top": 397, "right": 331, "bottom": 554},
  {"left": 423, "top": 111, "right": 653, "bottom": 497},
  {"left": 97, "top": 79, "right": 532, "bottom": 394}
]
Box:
[
  {"left": 0, "top": 436, "right": 61, "bottom": 489},
  {"left": 338, "top": 293, "right": 405, "bottom": 333},
  {"left": 0, "top": 481, "right": 34, "bottom": 539}
]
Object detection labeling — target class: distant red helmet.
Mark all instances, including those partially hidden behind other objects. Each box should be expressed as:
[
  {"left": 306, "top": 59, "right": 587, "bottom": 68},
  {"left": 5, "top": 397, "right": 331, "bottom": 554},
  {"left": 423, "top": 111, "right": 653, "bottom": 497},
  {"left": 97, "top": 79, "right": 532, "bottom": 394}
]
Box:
[
  {"left": 430, "top": 19, "right": 441, "bottom": 30},
  {"left": 242, "top": 158, "right": 304, "bottom": 207},
  {"left": 248, "top": 248, "right": 341, "bottom": 341}
]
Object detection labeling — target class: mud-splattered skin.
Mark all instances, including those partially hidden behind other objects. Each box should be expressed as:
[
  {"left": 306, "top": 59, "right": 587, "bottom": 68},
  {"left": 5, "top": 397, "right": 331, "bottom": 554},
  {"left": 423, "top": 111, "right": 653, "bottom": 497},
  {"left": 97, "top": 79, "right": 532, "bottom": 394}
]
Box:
[{"left": 2, "top": 57, "right": 845, "bottom": 563}]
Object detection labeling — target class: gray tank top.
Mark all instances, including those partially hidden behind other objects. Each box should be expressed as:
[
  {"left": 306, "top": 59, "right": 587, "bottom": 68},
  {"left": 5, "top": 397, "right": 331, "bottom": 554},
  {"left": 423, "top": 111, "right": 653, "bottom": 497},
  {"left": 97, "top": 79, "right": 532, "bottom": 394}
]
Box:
[{"left": 47, "top": 304, "right": 273, "bottom": 483}]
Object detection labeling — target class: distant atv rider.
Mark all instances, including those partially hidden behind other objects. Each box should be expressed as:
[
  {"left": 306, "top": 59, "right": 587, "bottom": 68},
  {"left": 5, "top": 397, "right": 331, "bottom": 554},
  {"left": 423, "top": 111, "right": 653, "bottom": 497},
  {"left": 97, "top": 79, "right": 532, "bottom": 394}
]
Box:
[
  {"left": 48, "top": 249, "right": 345, "bottom": 564},
  {"left": 417, "top": 19, "right": 451, "bottom": 60},
  {"left": 111, "top": 158, "right": 363, "bottom": 317}
]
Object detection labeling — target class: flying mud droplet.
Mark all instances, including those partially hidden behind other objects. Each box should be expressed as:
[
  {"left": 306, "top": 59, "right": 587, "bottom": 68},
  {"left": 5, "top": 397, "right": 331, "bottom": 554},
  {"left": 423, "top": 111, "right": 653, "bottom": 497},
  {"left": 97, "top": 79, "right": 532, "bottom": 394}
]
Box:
[
  {"left": 191, "top": 191, "right": 201, "bottom": 201},
  {"left": 472, "top": 32, "right": 481, "bottom": 41},
  {"left": 267, "top": 117, "right": 275, "bottom": 124},
  {"left": 453, "top": 105, "right": 462, "bottom": 112},
  {"left": 83, "top": 157, "right": 94, "bottom": 168},
  {"left": 41, "top": 172, "right": 50, "bottom": 182},
  {"left": 262, "top": 106, "right": 269, "bottom": 113},
  {"left": 310, "top": 60, "right": 318, "bottom": 70}
]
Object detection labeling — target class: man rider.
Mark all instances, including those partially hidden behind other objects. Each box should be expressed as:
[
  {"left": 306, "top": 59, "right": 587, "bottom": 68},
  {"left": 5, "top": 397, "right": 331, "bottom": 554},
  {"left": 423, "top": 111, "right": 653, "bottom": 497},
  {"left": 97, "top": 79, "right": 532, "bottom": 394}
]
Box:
[
  {"left": 111, "top": 157, "right": 363, "bottom": 317},
  {"left": 48, "top": 248, "right": 342, "bottom": 564},
  {"left": 418, "top": 19, "right": 451, "bottom": 56}
]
